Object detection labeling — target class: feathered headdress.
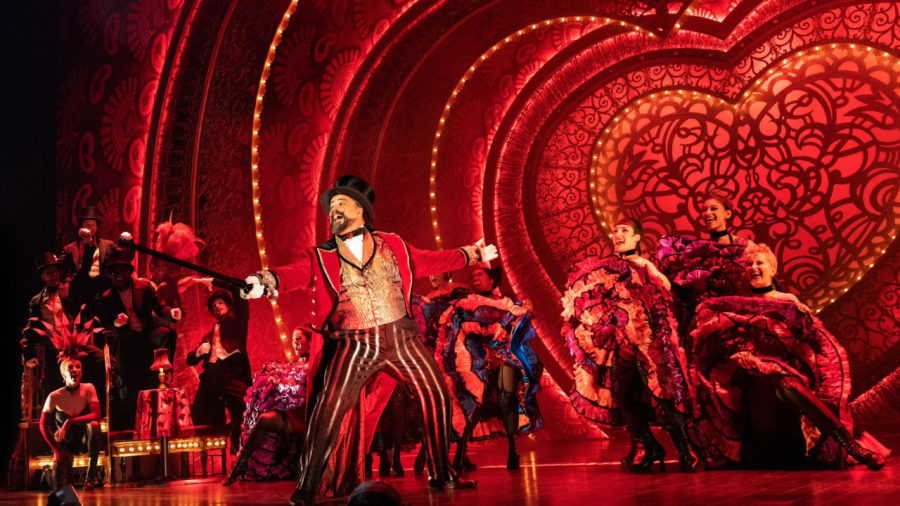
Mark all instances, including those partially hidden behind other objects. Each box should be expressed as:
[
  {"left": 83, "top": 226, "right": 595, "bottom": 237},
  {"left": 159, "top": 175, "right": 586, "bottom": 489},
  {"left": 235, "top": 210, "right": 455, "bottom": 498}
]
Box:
[
  {"left": 25, "top": 311, "right": 99, "bottom": 362},
  {"left": 155, "top": 219, "right": 205, "bottom": 261}
]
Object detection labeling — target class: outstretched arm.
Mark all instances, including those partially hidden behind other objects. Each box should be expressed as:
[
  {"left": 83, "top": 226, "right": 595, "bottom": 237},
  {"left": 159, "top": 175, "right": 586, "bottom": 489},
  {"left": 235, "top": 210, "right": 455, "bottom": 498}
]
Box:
[
  {"left": 408, "top": 238, "right": 498, "bottom": 278},
  {"left": 242, "top": 250, "right": 313, "bottom": 299}
]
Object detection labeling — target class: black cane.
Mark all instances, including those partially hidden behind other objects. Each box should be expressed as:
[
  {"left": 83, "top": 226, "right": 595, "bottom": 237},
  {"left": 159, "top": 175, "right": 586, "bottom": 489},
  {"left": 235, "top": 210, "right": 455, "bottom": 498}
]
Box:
[{"left": 118, "top": 238, "right": 250, "bottom": 291}]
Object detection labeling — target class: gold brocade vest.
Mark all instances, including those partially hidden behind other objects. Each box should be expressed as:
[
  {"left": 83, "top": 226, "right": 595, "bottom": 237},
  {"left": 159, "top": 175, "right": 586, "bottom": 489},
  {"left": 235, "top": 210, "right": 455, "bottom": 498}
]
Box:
[{"left": 330, "top": 234, "right": 408, "bottom": 330}]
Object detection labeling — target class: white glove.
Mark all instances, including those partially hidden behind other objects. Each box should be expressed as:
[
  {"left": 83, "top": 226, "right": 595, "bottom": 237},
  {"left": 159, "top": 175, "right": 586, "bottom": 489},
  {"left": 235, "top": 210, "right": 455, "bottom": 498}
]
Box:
[
  {"left": 170, "top": 308, "right": 182, "bottom": 321},
  {"left": 26, "top": 358, "right": 39, "bottom": 368},
  {"left": 196, "top": 342, "right": 211, "bottom": 357},
  {"left": 120, "top": 231, "right": 133, "bottom": 241},
  {"left": 114, "top": 313, "right": 129, "bottom": 327},
  {"left": 242, "top": 276, "right": 265, "bottom": 299},
  {"left": 79, "top": 228, "right": 93, "bottom": 244},
  {"left": 475, "top": 238, "right": 499, "bottom": 263}
]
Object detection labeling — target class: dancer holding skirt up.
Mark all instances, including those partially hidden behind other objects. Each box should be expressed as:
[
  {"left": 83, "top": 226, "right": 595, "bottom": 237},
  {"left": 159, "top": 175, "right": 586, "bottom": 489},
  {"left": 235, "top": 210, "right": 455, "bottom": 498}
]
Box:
[
  {"left": 690, "top": 243, "right": 889, "bottom": 470},
  {"left": 561, "top": 218, "right": 697, "bottom": 472}
]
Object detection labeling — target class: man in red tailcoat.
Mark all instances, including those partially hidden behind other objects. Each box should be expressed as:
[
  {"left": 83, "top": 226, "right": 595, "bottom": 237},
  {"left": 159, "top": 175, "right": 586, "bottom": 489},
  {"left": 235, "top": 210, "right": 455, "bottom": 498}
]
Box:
[{"left": 242, "top": 176, "right": 496, "bottom": 505}]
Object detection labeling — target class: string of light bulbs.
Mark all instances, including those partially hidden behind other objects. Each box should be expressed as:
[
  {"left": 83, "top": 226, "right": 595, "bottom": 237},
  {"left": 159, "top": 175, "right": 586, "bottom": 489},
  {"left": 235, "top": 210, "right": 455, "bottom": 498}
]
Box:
[
  {"left": 429, "top": 16, "right": 653, "bottom": 250},
  {"left": 250, "top": 0, "right": 299, "bottom": 360}
]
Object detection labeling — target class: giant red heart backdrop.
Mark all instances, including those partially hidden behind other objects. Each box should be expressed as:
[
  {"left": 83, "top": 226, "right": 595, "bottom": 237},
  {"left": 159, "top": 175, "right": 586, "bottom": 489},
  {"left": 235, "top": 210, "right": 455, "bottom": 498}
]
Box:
[{"left": 54, "top": 0, "right": 900, "bottom": 436}]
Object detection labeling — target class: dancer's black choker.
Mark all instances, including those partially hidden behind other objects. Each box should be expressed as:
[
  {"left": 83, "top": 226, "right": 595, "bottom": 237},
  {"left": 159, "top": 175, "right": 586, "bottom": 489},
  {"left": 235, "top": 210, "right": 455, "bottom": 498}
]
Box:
[
  {"left": 751, "top": 285, "right": 774, "bottom": 295},
  {"left": 338, "top": 226, "right": 367, "bottom": 241},
  {"left": 618, "top": 249, "right": 637, "bottom": 258},
  {"left": 709, "top": 229, "right": 729, "bottom": 239},
  {"left": 65, "top": 385, "right": 79, "bottom": 394},
  {"left": 477, "top": 290, "right": 494, "bottom": 297}
]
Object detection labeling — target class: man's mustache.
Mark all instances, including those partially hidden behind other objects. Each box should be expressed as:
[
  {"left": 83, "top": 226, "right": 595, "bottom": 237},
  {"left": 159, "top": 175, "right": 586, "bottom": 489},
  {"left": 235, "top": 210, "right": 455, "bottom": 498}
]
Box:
[{"left": 330, "top": 212, "right": 345, "bottom": 221}]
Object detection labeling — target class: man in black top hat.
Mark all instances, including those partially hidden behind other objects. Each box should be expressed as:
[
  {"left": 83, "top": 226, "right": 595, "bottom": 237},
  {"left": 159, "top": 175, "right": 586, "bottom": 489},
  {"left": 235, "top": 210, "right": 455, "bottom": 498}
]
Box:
[
  {"left": 243, "top": 175, "right": 496, "bottom": 505},
  {"left": 22, "top": 253, "right": 107, "bottom": 407},
  {"left": 62, "top": 206, "right": 125, "bottom": 316},
  {"left": 98, "top": 248, "right": 181, "bottom": 430},
  {"left": 187, "top": 281, "right": 251, "bottom": 453}
]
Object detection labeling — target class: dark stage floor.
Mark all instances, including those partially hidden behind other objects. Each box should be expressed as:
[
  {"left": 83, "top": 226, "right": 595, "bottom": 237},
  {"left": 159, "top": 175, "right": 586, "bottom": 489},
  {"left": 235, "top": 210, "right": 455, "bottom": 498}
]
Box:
[{"left": 3, "top": 433, "right": 899, "bottom": 506}]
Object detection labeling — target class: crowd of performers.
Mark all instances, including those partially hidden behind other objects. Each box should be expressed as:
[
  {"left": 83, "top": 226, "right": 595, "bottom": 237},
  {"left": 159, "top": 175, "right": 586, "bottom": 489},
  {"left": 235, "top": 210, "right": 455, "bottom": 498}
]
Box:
[
  {"left": 19, "top": 179, "right": 891, "bottom": 505},
  {"left": 561, "top": 189, "right": 890, "bottom": 473}
]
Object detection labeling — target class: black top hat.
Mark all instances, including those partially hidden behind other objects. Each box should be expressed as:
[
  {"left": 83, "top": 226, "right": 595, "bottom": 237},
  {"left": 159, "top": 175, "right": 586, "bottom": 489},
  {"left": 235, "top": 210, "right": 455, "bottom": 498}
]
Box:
[
  {"left": 78, "top": 206, "right": 102, "bottom": 226},
  {"left": 320, "top": 175, "right": 376, "bottom": 226},
  {"left": 207, "top": 289, "right": 234, "bottom": 315},
  {"left": 105, "top": 248, "right": 135, "bottom": 274},
  {"left": 35, "top": 253, "right": 63, "bottom": 275}
]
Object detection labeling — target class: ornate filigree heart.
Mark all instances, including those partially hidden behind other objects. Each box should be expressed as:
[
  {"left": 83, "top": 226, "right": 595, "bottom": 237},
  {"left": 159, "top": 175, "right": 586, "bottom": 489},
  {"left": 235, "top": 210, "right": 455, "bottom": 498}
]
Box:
[{"left": 592, "top": 45, "right": 900, "bottom": 308}]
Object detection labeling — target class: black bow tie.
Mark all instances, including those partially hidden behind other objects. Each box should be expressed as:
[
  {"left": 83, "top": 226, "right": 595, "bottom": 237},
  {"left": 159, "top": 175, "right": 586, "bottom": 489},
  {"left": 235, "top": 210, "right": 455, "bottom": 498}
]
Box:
[{"left": 338, "top": 226, "right": 368, "bottom": 241}]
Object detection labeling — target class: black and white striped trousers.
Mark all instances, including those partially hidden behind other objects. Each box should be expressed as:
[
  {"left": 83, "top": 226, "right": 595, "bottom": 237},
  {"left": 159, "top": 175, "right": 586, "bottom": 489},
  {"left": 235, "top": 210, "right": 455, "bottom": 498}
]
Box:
[{"left": 297, "top": 316, "right": 457, "bottom": 493}]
